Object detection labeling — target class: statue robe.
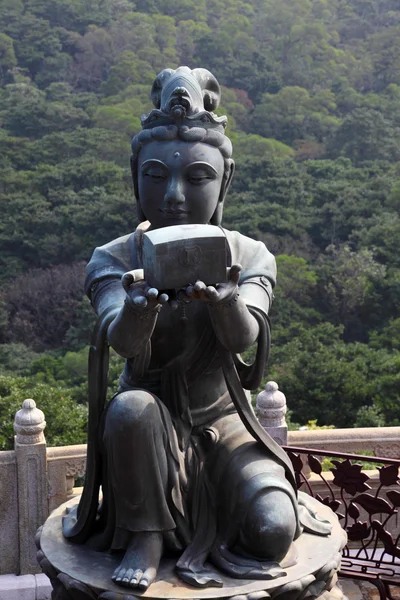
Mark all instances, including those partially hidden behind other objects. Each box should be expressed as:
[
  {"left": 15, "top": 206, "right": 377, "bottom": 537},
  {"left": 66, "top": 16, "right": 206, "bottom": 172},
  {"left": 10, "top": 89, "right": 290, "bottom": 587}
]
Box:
[{"left": 63, "top": 225, "right": 331, "bottom": 586}]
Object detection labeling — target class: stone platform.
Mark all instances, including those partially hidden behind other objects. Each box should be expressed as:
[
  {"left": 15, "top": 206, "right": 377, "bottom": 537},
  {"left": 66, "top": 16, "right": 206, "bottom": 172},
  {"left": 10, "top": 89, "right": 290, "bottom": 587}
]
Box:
[{"left": 37, "top": 496, "right": 347, "bottom": 600}]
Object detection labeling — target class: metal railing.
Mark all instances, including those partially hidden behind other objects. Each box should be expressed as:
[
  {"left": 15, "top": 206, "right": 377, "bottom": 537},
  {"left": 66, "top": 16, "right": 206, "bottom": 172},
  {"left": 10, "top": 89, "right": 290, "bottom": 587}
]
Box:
[{"left": 283, "top": 446, "right": 400, "bottom": 600}]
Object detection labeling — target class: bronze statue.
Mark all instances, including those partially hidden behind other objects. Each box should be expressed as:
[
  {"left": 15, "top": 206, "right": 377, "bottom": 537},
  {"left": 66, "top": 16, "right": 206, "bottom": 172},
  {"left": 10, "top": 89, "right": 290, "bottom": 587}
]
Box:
[{"left": 62, "top": 66, "right": 331, "bottom": 592}]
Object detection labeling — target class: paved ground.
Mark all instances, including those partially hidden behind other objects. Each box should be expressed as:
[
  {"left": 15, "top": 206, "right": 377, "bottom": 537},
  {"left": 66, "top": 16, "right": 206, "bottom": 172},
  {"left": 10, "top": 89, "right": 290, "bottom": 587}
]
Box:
[{"left": 340, "top": 577, "right": 400, "bottom": 600}]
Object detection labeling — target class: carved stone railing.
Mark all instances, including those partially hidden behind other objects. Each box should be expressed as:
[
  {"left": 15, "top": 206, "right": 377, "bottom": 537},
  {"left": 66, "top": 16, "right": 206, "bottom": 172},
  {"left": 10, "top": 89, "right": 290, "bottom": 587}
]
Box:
[
  {"left": 1, "top": 388, "right": 400, "bottom": 580},
  {"left": 0, "top": 449, "right": 18, "bottom": 574},
  {"left": 0, "top": 400, "right": 87, "bottom": 576},
  {"left": 47, "top": 445, "right": 87, "bottom": 513},
  {"left": 288, "top": 427, "right": 400, "bottom": 459}
]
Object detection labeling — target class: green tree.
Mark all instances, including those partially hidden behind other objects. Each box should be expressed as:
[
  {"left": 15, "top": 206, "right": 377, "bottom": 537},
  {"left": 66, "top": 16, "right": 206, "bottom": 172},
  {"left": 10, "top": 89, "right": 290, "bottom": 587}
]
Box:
[
  {"left": 316, "top": 244, "right": 386, "bottom": 340},
  {"left": 268, "top": 323, "right": 400, "bottom": 427},
  {"left": 328, "top": 108, "right": 400, "bottom": 164},
  {"left": 253, "top": 87, "right": 339, "bottom": 144},
  {"left": 271, "top": 255, "right": 320, "bottom": 344},
  {"left": 0, "top": 32, "right": 16, "bottom": 83}
]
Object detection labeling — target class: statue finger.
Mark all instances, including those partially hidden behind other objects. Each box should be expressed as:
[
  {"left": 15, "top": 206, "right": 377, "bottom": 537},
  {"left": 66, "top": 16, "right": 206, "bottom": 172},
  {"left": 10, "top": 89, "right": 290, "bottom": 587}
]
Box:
[
  {"left": 146, "top": 287, "right": 159, "bottom": 300},
  {"left": 228, "top": 263, "right": 242, "bottom": 283},
  {"left": 133, "top": 295, "right": 148, "bottom": 308},
  {"left": 158, "top": 293, "right": 169, "bottom": 304},
  {"left": 185, "top": 285, "right": 194, "bottom": 296},
  {"left": 205, "top": 286, "right": 219, "bottom": 302},
  {"left": 193, "top": 280, "right": 206, "bottom": 293},
  {"left": 122, "top": 269, "right": 144, "bottom": 291},
  {"left": 121, "top": 272, "right": 134, "bottom": 292}
]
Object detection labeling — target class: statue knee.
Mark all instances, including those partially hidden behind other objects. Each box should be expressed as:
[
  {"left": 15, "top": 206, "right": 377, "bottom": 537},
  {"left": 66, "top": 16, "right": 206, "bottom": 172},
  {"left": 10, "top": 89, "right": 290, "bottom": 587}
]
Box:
[
  {"left": 239, "top": 491, "right": 296, "bottom": 562},
  {"left": 106, "top": 390, "right": 157, "bottom": 433}
]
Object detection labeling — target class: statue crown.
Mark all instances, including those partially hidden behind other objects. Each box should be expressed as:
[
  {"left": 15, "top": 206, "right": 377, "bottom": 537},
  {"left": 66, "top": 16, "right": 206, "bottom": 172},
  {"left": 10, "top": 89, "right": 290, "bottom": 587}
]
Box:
[{"left": 141, "top": 66, "right": 227, "bottom": 131}]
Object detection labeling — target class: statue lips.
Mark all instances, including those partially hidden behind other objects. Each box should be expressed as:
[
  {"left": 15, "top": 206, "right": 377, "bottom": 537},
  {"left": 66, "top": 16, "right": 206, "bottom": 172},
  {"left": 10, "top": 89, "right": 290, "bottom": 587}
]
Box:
[{"left": 160, "top": 209, "right": 189, "bottom": 220}]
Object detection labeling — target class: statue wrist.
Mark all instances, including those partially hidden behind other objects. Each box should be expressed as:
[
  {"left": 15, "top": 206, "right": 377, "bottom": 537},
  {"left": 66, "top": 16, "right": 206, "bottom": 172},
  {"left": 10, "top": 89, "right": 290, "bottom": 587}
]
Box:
[
  {"left": 208, "top": 292, "right": 239, "bottom": 310},
  {"left": 124, "top": 297, "right": 161, "bottom": 320}
]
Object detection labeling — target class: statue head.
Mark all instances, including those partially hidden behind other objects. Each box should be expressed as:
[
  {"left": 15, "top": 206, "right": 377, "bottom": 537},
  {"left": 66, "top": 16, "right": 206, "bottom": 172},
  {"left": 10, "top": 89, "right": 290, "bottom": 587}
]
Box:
[{"left": 131, "top": 67, "right": 234, "bottom": 228}]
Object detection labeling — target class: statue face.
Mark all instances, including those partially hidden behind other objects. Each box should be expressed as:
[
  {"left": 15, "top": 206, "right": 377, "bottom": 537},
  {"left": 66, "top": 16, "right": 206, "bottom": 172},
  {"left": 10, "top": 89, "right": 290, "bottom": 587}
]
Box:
[{"left": 137, "top": 139, "right": 225, "bottom": 229}]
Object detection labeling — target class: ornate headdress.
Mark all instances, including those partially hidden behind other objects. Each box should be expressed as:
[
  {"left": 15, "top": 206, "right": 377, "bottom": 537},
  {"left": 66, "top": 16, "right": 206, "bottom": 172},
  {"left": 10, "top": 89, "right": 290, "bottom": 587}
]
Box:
[{"left": 141, "top": 66, "right": 228, "bottom": 131}]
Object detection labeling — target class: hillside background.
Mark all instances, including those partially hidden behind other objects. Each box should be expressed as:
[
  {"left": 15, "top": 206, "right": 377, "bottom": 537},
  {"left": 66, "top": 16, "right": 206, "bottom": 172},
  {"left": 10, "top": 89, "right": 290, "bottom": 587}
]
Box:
[{"left": 1, "top": 0, "right": 400, "bottom": 447}]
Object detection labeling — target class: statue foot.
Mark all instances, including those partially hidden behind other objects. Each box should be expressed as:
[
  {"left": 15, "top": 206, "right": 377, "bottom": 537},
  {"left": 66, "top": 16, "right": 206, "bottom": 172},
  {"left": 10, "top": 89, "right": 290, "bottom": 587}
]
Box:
[{"left": 112, "top": 531, "right": 163, "bottom": 590}]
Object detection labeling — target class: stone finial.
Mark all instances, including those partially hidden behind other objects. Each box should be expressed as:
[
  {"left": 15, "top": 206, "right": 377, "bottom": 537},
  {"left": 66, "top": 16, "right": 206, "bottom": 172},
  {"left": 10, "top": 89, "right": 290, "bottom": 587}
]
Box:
[
  {"left": 256, "top": 381, "right": 287, "bottom": 445},
  {"left": 256, "top": 382, "right": 287, "bottom": 427},
  {"left": 14, "top": 399, "right": 46, "bottom": 445}
]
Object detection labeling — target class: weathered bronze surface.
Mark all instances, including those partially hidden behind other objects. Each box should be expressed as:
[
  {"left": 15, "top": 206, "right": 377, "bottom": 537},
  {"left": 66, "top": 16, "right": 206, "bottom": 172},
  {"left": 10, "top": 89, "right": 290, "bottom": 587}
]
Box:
[
  {"left": 143, "top": 225, "right": 227, "bottom": 290},
  {"left": 41, "top": 497, "right": 346, "bottom": 600},
  {"left": 57, "top": 65, "right": 336, "bottom": 594}
]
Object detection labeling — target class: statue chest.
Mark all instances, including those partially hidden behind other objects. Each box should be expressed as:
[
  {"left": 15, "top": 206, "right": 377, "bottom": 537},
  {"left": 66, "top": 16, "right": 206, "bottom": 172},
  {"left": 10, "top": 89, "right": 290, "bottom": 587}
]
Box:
[{"left": 150, "top": 301, "right": 212, "bottom": 366}]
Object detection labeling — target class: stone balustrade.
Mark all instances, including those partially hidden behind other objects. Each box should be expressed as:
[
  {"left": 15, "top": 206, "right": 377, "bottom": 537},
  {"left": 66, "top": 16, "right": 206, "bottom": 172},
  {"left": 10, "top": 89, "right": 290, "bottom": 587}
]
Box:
[
  {"left": 1, "top": 388, "right": 400, "bottom": 577},
  {"left": 288, "top": 426, "right": 400, "bottom": 458},
  {"left": 47, "top": 444, "right": 87, "bottom": 513},
  {"left": 0, "top": 400, "right": 87, "bottom": 577}
]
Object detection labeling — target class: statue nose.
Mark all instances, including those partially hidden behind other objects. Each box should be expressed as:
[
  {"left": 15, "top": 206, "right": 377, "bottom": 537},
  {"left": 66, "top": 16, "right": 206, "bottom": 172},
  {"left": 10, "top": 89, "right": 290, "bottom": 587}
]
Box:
[{"left": 165, "top": 181, "right": 185, "bottom": 205}]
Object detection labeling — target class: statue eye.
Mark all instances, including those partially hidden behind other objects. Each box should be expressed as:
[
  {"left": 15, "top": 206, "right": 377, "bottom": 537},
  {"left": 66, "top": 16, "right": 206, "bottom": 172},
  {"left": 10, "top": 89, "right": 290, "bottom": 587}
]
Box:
[
  {"left": 187, "top": 169, "right": 214, "bottom": 184},
  {"left": 144, "top": 169, "right": 167, "bottom": 182}
]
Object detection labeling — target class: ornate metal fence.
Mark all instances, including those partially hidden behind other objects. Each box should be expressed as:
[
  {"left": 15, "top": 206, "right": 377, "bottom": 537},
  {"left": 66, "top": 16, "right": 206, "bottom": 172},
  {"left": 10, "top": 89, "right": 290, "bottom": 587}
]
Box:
[{"left": 283, "top": 446, "right": 400, "bottom": 600}]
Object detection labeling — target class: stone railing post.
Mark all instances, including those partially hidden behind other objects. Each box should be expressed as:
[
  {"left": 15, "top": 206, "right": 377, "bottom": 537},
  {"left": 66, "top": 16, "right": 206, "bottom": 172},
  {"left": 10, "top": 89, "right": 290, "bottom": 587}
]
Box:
[
  {"left": 256, "top": 381, "right": 288, "bottom": 446},
  {"left": 14, "top": 399, "right": 49, "bottom": 575}
]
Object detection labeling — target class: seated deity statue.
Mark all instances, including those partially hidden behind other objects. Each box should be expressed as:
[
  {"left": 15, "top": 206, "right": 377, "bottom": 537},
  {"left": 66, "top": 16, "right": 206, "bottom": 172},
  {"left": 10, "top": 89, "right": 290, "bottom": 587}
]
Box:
[{"left": 62, "top": 66, "right": 331, "bottom": 592}]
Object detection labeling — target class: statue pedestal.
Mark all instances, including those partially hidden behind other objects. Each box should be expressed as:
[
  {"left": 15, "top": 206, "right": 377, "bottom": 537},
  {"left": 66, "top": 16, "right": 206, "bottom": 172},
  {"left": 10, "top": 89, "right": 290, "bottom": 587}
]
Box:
[{"left": 37, "top": 496, "right": 347, "bottom": 600}]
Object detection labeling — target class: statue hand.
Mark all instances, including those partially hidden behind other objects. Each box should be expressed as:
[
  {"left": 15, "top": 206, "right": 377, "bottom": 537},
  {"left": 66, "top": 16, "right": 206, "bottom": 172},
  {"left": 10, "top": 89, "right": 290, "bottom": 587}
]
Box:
[
  {"left": 184, "top": 264, "right": 242, "bottom": 305},
  {"left": 121, "top": 270, "right": 169, "bottom": 311}
]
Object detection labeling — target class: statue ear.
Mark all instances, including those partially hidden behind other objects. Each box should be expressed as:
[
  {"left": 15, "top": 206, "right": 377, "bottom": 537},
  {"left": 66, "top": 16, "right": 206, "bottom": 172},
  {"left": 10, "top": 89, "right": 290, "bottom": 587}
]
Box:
[
  {"left": 130, "top": 155, "right": 139, "bottom": 199},
  {"left": 210, "top": 203, "right": 223, "bottom": 226},
  {"left": 218, "top": 158, "right": 235, "bottom": 203},
  {"left": 136, "top": 200, "right": 146, "bottom": 223},
  {"left": 131, "top": 155, "right": 146, "bottom": 222},
  {"left": 220, "top": 159, "right": 235, "bottom": 203},
  {"left": 211, "top": 159, "right": 235, "bottom": 226}
]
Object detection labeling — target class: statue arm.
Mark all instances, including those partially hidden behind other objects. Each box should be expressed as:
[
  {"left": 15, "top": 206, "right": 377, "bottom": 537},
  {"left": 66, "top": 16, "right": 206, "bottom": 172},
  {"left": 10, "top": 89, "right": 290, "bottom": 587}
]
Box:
[
  {"left": 208, "top": 294, "right": 259, "bottom": 353},
  {"left": 90, "top": 277, "right": 160, "bottom": 359},
  {"left": 205, "top": 231, "right": 275, "bottom": 353},
  {"left": 187, "top": 261, "right": 274, "bottom": 354},
  {"left": 107, "top": 298, "right": 159, "bottom": 359},
  {"left": 207, "top": 273, "right": 274, "bottom": 353}
]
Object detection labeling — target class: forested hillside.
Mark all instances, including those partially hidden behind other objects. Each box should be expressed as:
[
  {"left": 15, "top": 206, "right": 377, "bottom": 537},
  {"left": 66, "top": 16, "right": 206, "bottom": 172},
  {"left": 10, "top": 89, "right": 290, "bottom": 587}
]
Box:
[{"left": 1, "top": 0, "right": 400, "bottom": 447}]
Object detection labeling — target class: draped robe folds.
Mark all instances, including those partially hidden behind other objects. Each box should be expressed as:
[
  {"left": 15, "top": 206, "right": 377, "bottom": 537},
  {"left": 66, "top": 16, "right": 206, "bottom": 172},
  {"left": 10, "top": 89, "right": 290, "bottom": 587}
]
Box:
[{"left": 62, "top": 225, "right": 332, "bottom": 587}]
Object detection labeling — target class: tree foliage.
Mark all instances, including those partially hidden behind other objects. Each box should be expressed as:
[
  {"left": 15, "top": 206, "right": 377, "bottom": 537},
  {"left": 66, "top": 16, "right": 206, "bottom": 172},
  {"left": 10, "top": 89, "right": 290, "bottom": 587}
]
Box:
[{"left": 2, "top": 0, "right": 400, "bottom": 436}]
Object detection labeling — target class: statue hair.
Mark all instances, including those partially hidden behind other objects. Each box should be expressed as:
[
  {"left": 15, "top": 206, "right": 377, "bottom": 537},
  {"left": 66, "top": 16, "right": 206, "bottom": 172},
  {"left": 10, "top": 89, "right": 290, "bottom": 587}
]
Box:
[{"left": 130, "top": 124, "right": 234, "bottom": 225}]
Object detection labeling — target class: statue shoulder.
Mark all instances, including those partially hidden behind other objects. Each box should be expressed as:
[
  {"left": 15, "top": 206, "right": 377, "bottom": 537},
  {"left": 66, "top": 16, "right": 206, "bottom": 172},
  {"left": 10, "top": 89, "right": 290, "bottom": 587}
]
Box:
[
  {"left": 223, "top": 229, "right": 276, "bottom": 286},
  {"left": 84, "top": 232, "right": 136, "bottom": 297}
]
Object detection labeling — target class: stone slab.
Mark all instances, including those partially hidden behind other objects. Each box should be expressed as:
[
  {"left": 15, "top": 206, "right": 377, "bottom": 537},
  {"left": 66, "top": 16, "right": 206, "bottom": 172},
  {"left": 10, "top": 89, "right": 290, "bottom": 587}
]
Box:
[
  {"left": 0, "top": 573, "right": 52, "bottom": 600},
  {"left": 338, "top": 580, "right": 362, "bottom": 600},
  {"left": 338, "top": 578, "right": 396, "bottom": 600},
  {"left": 35, "top": 573, "right": 52, "bottom": 599},
  {"left": 0, "top": 452, "right": 19, "bottom": 574}
]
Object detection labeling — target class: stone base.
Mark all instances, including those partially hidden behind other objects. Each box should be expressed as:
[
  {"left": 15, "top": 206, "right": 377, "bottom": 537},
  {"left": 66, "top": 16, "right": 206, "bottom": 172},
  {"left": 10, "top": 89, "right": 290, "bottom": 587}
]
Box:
[
  {"left": 37, "top": 497, "right": 347, "bottom": 600},
  {"left": 0, "top": 573, "right": 52, "bottom": 600}
]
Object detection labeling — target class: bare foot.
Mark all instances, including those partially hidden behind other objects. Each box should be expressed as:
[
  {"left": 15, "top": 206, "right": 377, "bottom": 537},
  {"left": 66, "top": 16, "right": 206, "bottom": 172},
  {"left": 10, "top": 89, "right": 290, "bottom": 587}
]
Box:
[{"left": 112, "top": 531, "right": 163, "bottom": 590}]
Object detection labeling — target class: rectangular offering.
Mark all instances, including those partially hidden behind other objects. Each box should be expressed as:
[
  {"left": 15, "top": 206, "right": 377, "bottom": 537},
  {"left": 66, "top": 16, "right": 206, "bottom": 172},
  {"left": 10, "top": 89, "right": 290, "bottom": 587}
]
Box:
[{"left": 142, "top": 224, "right": 228, "bottom": 290}]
